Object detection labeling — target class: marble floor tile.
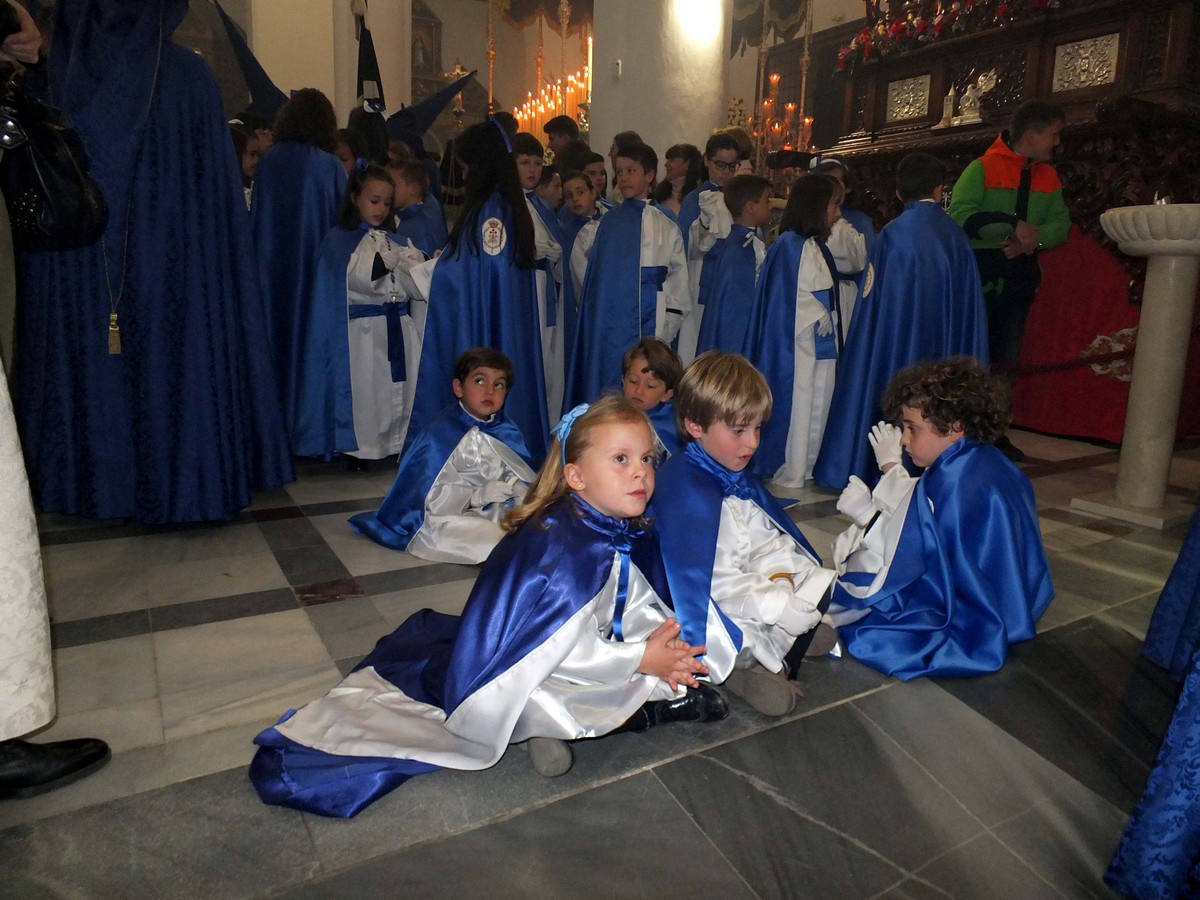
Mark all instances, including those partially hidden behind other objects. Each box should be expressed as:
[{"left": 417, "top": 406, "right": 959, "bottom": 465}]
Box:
[
  {"left": 148, "top": 587, "right": 298, "bottom": 632},
  {"left": 1029, "top": 467, "right": 1119, "bottom": 510},
  {"left": 0, "top": 769, "right": 320, "bottom": 900},
  {"left": 1010, "top": 431, "right": 1115, "bottom": 461},
  {"left": 1062, "top": 536, "right": 1181, "bottom": 584},
  {"left": 1096, "top": 590, "right": 1161, "bottom": 642},
  {"left": 31, "top": 696, "right": 163, "bottom": 756},
  {"left": 154, "top": 610, "right": 339, "bottom": 742},
  {"left": 1037, "top": 588, "right": 1109, "bottom": 633},
  {"left": 661, "top": 704, "right": 987, "bottom": 873},
  {"left": 289, "top": 772, "right": 757, "bottom": 900},
  {"left": 308, "top": 509, "right": 432, "bottom": 576},
  {"left": 304, "top": 595, "right": 393, "bottom": 660},
  {"left": 1046, "top": 554, "right": 1165, "bottom": 607},
  {"left": 356, "top": 561, "right": 480, "bottom": 595},
  {"left": 162, "top": 720, "right": 263, "bottom": 784},
  {"left": 992, "top": 787, "right": 1129, "bottom": 898},
  {"left": 370, "top": 578, "right": 481, "bottom": 626},
  {"left": 0, "top": 743, "right": 169, "bottom": 830},
  {"left": 50, "top": 609, "right": 150, "bottom": 649},
  {"left": 270, "top": 545, "right": 351, "bottom": 586},
  {"left": 1042, "top": 524, "right": 1118, "bottom": 553},
  {"left": 50, "top": 634, "right": 157, "bottom": 716},
  {"left": 246, "top": 486, "right": 296, "bottom": 510},
  {"left": 283, "top": 467, "right": 399, "bottom": 505},
  {"left": 908, "top": 833, "right": 1064, "bottom": 899},
  {"left": 850, "top": 680, "right": 1090, "bottom": 828}
]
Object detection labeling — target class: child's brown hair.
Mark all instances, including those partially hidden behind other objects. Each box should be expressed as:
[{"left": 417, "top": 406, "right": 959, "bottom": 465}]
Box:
[
  {"left": 622, "top": 338, "right": 683, "bottom": 391},
  {"left": 881, "top": 356, "right": 1009, "bottom": 443}
]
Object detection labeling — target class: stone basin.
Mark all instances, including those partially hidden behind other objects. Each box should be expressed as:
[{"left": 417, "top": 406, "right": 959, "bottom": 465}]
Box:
[{"left": 1100, "top": 203, "right": 1200, "bottom": 257}]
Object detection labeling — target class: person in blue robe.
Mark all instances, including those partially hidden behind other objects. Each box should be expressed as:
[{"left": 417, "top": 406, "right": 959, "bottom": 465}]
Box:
[
  {"left": 401, "top": 121, "right": 549, "bottom": 461},
  {"left": 814, "top": 152, "right": 987, "bottom": 490},
  {"left": 619, "top": 338, "right": 684, "bottom": 459},
  {"left": 829, "top": 358, "right": 1052, "bottom": 680},
  {"left": 16, "top": 0, "right": 292, "bottom": 523},
  {"left": 385, "top": 157, "right": 440, "bottom": 258},
  {"left": 654, "top": 353, "right": 838, "bottom": 717},
  {"left": 694, "top": 174, "right": 773, "bottom": 356},
  {"left": 250, "top": 397, "right": 726, "bottom": 817},
  {"left": 743, "top": 174, "right": 863, "bottom": 489},
  {"left": 293, "top": 163, "right": 427, "bottom": 461},
  {"left": 1105, "top": 505, "right": 1200, "bottom": 898},
  {"left": 350, "top": 348, "right": 535, "bottom": 565},
  {"left": 251, "top": 89, "right": 347, "bottom": 446},
  {"left": 564, "top": 143, "right": 690, "bottom": 413}
]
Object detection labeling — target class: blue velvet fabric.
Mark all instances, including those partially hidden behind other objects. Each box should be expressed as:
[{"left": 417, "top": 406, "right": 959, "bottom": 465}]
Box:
[
  {"left": 564, "top": 198, "right": 658, "bottom": 411},
  {"left": 740, "top": 231, "right": 836, "bottom": 481},
  {"left": 1143, "top": 505, "right": 1200, "bottom": 681},
  {"left": 251, "top": 494, "right": 669, "bottom": 817},
  {"left": 349, "top": 402, "right": 533, "bottom": 550},
  {"left": 251, "top": 141, "right": 347, "bottom": 445},
  {"left": 835, "top": 439, "right": 1053, "bottom": 679},
  {"left": 1105, "top": 647, "right": 1200, "bottom": 899},
  {"left": 653, "top": 441, "right": 822, "bottom": 650},
  {"left": 404, "top": 190, "right": 548, "bottom": 462},
  {"left": 695, "top": 224, "right": 759, "bottom": 355},
  {"left": 813, "top": 201, "right": 987, "bottom": 490},
  {"left": 16, "top": 0, "right": 292, "bottom": 523}
]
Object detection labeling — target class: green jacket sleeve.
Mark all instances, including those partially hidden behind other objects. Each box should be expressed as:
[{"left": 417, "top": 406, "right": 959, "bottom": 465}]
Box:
[
  {"left": 948, "top": 160, "right": 985, "bottom": 230},
  {"left": 1037, "top": 187, "right": 1070, "bottom": 250}
]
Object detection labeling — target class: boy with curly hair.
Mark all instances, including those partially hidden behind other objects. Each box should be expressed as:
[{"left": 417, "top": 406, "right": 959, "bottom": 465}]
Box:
[{"left": 830, "top": 356, "right": 1053, "bottom": 679}]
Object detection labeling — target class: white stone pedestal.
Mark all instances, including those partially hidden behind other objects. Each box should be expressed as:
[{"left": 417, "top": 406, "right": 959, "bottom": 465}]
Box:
[{"left": 1071, "top": 204, "right": 1200, "bottom": 529}]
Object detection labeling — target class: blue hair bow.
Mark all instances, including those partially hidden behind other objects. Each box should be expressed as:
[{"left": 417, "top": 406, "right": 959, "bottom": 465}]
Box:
[
  {"left": 355, "top": 157, "right": 369, "bottom": 174},
  {"left": 553, "top": 403, "right": 590, "bottom": 465}
]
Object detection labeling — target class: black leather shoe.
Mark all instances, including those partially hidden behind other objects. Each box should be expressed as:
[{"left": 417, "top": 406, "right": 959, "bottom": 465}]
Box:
[
  {"left": 647, "top": 682, "right": 730, "bottom": 725},
  {"left": 0, "top": 738, "right": 111, "bottom": 800}
]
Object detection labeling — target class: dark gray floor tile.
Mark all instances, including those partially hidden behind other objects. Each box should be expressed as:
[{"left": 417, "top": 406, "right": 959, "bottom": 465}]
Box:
[
  {"left": 305, "top": 595, "right": 391, "bottom": 660},
  {"left": 148, "top": 588, "right": 297, "bottom": 631},
  {"left": 1010, "top": 618, "right": 1179, "bottom": 768},
  {"left": 258, "top": 517, "right": 328, "bottom": 552},
  {"left": 651, "top": 753, "right": 905, "bottom": 899},
  {"left": 660, "top": 703, "right": 986, "bottom": 872},
  {"left": 1096, "top": 591, "right": 1161, "bottom": 639},
  {"left": 272, "top": 546, "right": 352, "bottom": 585},
  {"left": 249, "top": 505, "right": 304, "bottom": 522},
  {"left": 1039, "top": 507, "right": 1132, "bottom": 536},
  {"left": 300, "top": 496, "right": 387, "bottom": 517},
  {"left": 909, "top": 833, "right": 1066, "bottom": 900},
  {"left": 1046, "top": 554, "right": 1161, "bottom": 606},
  {"left": 1037, "top": 589, "right": 1109, "bottom": 632},
  {"left": 0, "top": 769, "right": 320, "bottom": 900},
  {"left": 294, "top": 577, "right": 363, "bottom": 605},
  {"left": 356, "top": 562, "right": 480, "bottom": 594},
  {"left": 1070, "top": 537, "right": 1181, "bottom": 582},
  {"left": 788, "top": 498, "right": 841, "bottom": 521},
  {"left": 932, "top": 661, "right": 1152, "bottom": 813},
  {"left": 993, "top": 788, "right": 1128, "bottom": 899},
  {"left": 852, "top": 680, "right": 1086, "bottom": 827},
  {"left": 334, "top": 656, "right": 363, "bottom": 677},
  {"left": 286, "top": 773, "right": 755, "bottom": 900},
  {"left": 50, "top": 609, "right": 150, "bottom": 649}
]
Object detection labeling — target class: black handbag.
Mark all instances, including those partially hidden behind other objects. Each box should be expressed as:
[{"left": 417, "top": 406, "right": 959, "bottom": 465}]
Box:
[{"left": 0, "top": 69, "right": 107, "bottom": 250}]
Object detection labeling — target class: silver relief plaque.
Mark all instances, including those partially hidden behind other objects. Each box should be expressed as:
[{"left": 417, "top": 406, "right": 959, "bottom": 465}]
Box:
[
  {"left": 886, "top": 74, "right": 931, "bottom": 121},
  {"left": 1052, "top": 33, "right": 1119, "bottom": 92}
]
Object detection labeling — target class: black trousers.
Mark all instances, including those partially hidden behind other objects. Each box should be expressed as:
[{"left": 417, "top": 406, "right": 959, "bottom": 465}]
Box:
[{"left": 974, "top": 249, "right": 1042, "bottom": 381}]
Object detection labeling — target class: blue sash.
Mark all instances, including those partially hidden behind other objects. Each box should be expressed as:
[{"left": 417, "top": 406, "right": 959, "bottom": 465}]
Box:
[{"left": 348, "top": 300, "right": 411, "bottom": 382}]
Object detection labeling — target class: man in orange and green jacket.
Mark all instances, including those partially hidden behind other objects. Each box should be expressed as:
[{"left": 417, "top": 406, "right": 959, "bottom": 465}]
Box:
[{"left": 949, "top": 99, "right": 1070, "bottom": 460}]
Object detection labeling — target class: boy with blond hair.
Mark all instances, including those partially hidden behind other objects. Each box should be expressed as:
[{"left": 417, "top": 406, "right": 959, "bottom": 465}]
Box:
[{"left": 653, "top": 352, "right": 838, "bottom": 716}]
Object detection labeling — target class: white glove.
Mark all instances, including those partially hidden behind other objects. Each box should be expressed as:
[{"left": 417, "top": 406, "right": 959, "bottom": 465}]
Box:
[
  {"left": 395, "top": 238, "right": 427, "bottom": 268},
  {"left": 832, "top": 525, "right": 864, "bottom": 570},
  {"left": 836, "top": 476, "right": 875, "bottom": 528},
  {"left": 470, "top": 480, "right": 514, "bottom": 508},
  {"left": 815, "top": 310, "right": 834, "bottom": 337},
  {"left": 868, "top": 421, "right": 903, "bottom": 472}
]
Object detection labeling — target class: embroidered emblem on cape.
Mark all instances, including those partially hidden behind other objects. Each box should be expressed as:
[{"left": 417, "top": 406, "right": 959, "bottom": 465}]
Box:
[
  {"left": 482, "top": 217, "right": 507, "bottom": 256},
  {"left": 861, "top": 261, "right": 876, "bottom": 298}
]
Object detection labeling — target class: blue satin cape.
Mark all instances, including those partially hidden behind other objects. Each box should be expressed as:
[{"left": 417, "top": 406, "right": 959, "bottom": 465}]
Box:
[
  {"left": 741, "top": 232, "right": 836, "bottom": 480},
  {"left": 393, "top": 203, "right": 439, "bottom": 258},
  {"left": 653, "top": 441, "right": 823, "bottom": 649},
  {"left": 251, "top": 141, "right": 347, "bottom": 445},
  {"left": 17, "top": 1, "right": 293, "bottom": 523},
  {"left": 564, "top": 198, "right": 661, "bottom": 411},
  {"left": 421, "top": 191, "right": 449, "bottom": 250},
  {"left": 813, "top": 202, "right": 987, "bottom": 490},
  {"left": 350, "top": 403, "right": 533, "bottom": 550},
  {"left": 695, "top": 224, "right": 758, "bottom": 355},
  {"left": 405, "top": 190, "right": 548, "bottom": 461},
  {"left": 840, "top": 206, "right": 876, "bottom": 292},
  {"left": 646, "top": 399, "right": 683, "bottom": 458},
  {"left": 835, "top": 439, "right": 1053, "bottom": 679},
  {"left": 250, "top": 494, "right": 670, "bottom": 817}
]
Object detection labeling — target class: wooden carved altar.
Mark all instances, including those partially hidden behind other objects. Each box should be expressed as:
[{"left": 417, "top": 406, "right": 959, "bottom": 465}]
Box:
[{"left": 766, "top": 0, "right": 1200, "bottom": 442}]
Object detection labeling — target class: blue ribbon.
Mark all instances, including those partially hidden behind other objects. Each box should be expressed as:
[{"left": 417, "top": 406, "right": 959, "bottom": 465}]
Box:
[
  {"left": 683, "top": 441, "right": 756, "bottom": 500},
  {"left": 349, "top": 301, "right": 411, "bottom": 382},
  {"left": 535, "top": 258, "right": 557, "bottom": 326},
  {"left": 553, "top": 403, "right": 590, "bottom": 465},
  {"left": 610, "top": 529, "right": 633, "bottom": 641},
  {"left": 639, "top": 265, "right": 668, "bottom": 337}
]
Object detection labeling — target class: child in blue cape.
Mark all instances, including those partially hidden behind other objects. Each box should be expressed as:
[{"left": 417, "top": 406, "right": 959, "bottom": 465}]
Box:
[
  {"left": 654, "top": 352, "right": 839, "bottom": 718},
  {"left": 251, "top": 395, "right": 727, "bottom": 818},
  {"left": 621, "top": 338, "right": 683, "bottom": 459},
  {"left": 386, "top": 158, "right": 439, "bottom": 258},
  {"left": 350, "top": 348, "right": 535, "bottom": 565},
  {"left": 830, "top": 357, "right": 1053, "bottom": 679},
  {"left": 293, "top": 162, "right": 426, "bottom": 461}
]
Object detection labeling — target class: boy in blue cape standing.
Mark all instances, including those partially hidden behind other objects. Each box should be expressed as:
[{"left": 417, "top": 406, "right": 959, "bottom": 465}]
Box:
[{"left": 350, "top": 348, "right": 535, "bottom": 565}]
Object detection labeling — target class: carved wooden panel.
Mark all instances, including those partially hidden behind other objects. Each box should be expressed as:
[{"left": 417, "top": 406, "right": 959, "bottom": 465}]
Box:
[
  {"left": 886, "top": 74, "right": 931, "bottom": 121},
  {"left": 1142, "top": 14, "right": 1171, "bottom": 83},
  {"left": 946, "top": 47, "right": 1028, "bottom": 115},
  {"left": 1052, "top": 33, "right": 1120, "bottom": 92}
]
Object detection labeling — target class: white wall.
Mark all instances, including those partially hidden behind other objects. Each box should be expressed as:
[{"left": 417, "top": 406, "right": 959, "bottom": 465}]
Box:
[{"left": 590, "top": 0, "right": 730, "bottom": 159}]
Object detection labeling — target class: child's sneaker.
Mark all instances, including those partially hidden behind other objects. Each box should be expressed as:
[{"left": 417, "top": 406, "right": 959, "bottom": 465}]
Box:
[
  {"left": 526, "top": 737, "right": 573, "bottom": 777},
  {"left": 723, "top": 665, "right": 797, "bottom": 717}
]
